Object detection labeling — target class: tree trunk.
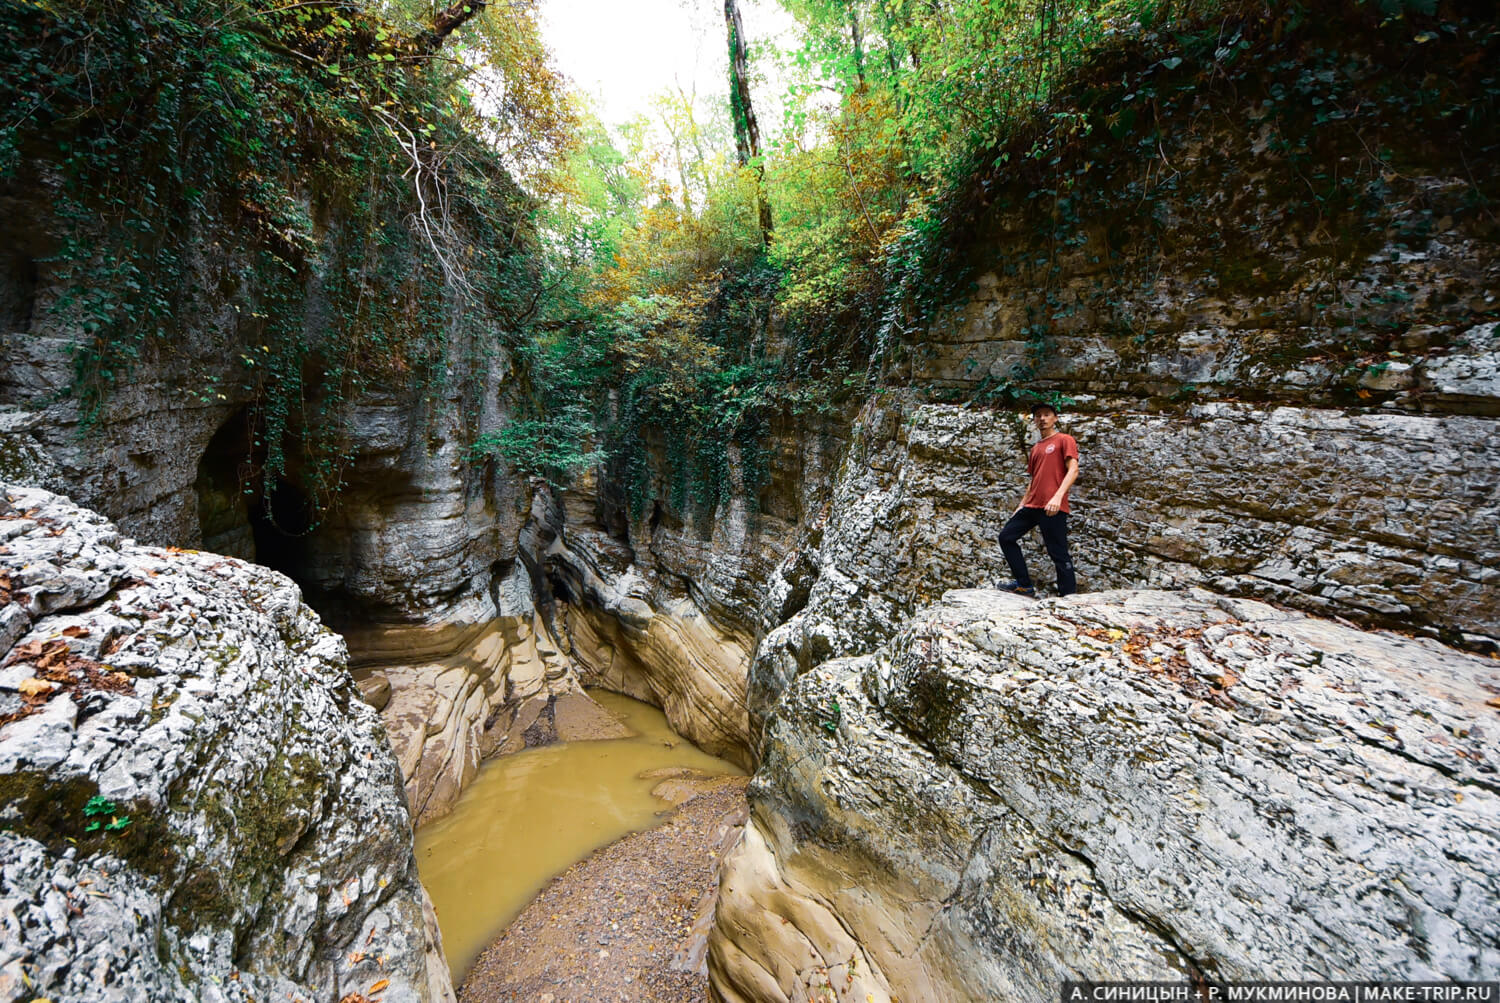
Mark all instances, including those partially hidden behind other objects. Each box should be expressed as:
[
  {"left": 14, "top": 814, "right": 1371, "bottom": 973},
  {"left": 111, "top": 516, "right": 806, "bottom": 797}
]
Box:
[
  {"left": 848, "top": 2, "right": 867, "bottom": 87},
  {"left": 723, "top": 0, "right": 761, "bottom": 166},
  {"left": 660, "top": 112, "right": 695, "bottom": 215},
  {"left": 723, "top": 0, "right": 773, "bottom": 243}
]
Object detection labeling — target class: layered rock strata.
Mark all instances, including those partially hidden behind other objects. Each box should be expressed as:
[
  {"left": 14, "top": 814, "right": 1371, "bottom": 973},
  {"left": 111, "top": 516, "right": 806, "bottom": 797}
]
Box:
[
  {"left": 752, "top": 395, "right": 1497, "bottom": 734},
  {"left": 357, "top": 613, "right": 630, "bottom": 827},
  {"left": 547, "top": 492, "right": 758, "bottom": 770},
  {"left": 540, "top": 441, "right": 855, "bottom": 771},
  {"left": 537, "top": 16, "right": 1500, "bottom": 767},
  {"left": 0, "top": 292, "right": 622, "bottom": 823},
  {"left": 914, "top": 21, "right": 1499, "bottom": 417},
  {"left": 711, "top": 588, "right": 1500, "bottom": 1003},
  {"left": 0, "top": 484, "right": 452, "bottom": 1002}
]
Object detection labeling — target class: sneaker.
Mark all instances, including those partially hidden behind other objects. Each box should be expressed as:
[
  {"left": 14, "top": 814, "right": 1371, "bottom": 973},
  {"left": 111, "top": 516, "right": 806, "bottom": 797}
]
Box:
[{"left": 994, "top": 581, "right": 1036, "bottom": 597}]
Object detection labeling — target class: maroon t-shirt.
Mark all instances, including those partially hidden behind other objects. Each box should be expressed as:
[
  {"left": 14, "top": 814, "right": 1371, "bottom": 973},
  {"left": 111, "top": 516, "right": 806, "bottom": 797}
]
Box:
[{"left": 1022, "top": 433, "right": 1079, "bottom": 513}]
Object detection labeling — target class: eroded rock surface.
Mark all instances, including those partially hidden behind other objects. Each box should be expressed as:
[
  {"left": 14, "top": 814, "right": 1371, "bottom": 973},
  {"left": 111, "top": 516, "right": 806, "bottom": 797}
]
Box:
[
  {"left": 711, "top": 588, "right": 1500, "bottom": 1003},
  {"left": 548, "top": 488, "right": 758, "bottom": 770},
  {"left": 359, "top": 613, "right": 629, "bottom": 827},
  {"left": 539, "top": 450, "right": 854, "bottom": 771},
  {"left": 749, "top": 395, "right": 1499, "bottom": 739},
  {"left": 0, "top": 485, "right": 452, "bottom": 1003}
]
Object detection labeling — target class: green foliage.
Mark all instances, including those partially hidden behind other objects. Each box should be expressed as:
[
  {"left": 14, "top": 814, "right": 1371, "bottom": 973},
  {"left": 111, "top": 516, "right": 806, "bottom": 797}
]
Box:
[
  {"left": 2, "top": 0, "right": 538, "bottom": 521},
  {"left": 512, "top": 0, "right": 1216, "bottom": 522},
  {"left": 817, "top": 698, "right": 841, "bottom": 734},
  {"left": 82, "top": 795, "right": 131, "bottom": 834},
  {"left": 469, "top": 407, "right": 604, "bottom": 487}
]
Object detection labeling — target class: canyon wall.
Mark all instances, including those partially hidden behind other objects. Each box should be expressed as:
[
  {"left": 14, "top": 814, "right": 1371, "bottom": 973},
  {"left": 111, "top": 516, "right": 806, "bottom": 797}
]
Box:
[
  {"left": 0, "top": 193, "right": 619, "bottom": 825},
  {"left": 539, "top": 417, "right": 852, "bottom": 769},
  {"left": 536, "top": 11, "right": 1500, "bottom": 763},
  {"left": 3, "top": 11, "right": 1498, "bottom": 999},
  {"left": 496, "top": 16, "right": 1500, "bottom": 1002}
]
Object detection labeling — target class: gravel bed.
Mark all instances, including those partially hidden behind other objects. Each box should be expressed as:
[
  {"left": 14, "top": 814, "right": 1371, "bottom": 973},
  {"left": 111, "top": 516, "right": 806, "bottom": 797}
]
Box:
[{"left": 459, "top": 774, "right": 749, "bottom": 1003}]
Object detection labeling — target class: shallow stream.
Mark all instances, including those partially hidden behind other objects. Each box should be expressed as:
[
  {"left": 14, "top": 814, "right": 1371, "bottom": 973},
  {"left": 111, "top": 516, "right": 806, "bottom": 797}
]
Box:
[{"left": 415, "top": 690, "right": 744, "bottom": 984}]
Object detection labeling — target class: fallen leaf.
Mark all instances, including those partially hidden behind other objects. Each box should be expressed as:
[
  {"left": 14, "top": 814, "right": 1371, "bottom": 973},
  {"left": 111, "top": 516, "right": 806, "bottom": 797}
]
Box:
[
  {"left": 62, "top": 626, "right": 90, "bottom": 638},
  {"left": 368, "top": 980, "right": 389, "bottom": 994},
  {"left": 18, "top": 678, "right": 54, "bottom": 697}
]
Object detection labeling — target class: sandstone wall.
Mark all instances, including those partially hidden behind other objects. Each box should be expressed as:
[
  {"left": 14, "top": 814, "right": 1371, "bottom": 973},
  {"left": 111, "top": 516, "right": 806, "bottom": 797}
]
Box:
[{"left": 0, "top": 484, "right": 454, "bottom": 1002}]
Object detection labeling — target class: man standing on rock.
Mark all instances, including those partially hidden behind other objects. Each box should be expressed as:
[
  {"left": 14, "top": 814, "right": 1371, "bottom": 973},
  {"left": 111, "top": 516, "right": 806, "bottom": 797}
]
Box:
[{"left": 997, "top": 402, "right": 1079, "bottom": 597}]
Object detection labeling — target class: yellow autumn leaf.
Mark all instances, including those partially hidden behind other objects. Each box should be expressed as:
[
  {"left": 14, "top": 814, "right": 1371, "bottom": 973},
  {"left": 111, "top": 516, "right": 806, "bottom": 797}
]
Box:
[
  {"left": 1105, "top": 629, "right": 1126, "bottom": 642},
  {"left": 369, "top": 979, "right": 390, "bottom": 994},
  {"left": 18, "top": 678, "right": 54, "bottom": 697}
]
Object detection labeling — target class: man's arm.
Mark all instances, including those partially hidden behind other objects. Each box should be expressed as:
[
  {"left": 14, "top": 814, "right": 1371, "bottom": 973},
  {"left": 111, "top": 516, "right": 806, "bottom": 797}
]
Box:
[{"left": 1044, "top": 456, "right": 1078, "bottom": 516}]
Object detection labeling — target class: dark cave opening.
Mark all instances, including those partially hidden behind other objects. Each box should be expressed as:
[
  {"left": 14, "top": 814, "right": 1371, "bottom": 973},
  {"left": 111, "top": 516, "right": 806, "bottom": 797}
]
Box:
[
  {"left": 248, "top": 474, "right": 316, "bottom": 587},
  {"left": 194, "top": 407, "right": 315, "bottom": 588}
]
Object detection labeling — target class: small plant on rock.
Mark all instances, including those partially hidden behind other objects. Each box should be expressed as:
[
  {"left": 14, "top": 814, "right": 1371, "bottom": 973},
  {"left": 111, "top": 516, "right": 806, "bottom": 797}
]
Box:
[
  {"left": 818, "top": 699, "right": 842, "bottom": 734},
  {"left": 82, "top": 795, "right": 131, "bottom": 834}
]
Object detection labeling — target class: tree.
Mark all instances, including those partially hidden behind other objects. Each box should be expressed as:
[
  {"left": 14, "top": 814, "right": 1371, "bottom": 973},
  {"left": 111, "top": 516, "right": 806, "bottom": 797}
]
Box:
[{"left": 722, "top": 0, "right": 774, "bottom": 244}]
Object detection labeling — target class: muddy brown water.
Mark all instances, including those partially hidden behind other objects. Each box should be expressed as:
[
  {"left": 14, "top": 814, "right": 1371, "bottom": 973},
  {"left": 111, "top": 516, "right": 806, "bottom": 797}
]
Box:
[{"left": 415, "top": 690, "right": 745, "bottom": 984}]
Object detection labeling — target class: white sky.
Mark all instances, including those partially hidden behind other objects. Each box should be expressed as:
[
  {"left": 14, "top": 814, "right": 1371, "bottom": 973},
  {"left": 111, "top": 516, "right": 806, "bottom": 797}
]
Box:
[{"left": 540, "top": 0, "right": 799, "bottom": 130}]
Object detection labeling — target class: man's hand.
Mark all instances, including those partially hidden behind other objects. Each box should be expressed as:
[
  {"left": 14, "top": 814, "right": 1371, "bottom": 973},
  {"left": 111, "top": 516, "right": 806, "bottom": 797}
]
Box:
[{"left": 1044, "top": 495, "right": 1063, "bottom": 516}]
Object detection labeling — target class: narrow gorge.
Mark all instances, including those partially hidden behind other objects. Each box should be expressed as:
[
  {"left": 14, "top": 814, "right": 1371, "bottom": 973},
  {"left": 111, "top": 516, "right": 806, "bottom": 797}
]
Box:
[{"left": 2, "top": 0, "right": 1497, "bottom": 1001}]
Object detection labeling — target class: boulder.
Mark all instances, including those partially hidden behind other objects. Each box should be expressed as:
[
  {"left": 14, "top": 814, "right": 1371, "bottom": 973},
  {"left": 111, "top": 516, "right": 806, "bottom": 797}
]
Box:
[
  {"left": 0, "top": 484, "right": 453, "bottom": 1003},
  {"left": 711, "top": 588, "right": 1500, "bottom": 1002}
]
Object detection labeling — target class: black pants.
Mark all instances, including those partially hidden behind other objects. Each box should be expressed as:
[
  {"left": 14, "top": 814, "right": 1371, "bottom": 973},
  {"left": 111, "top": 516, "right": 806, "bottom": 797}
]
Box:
[{"left": 999, "top": 508, "right": 1077, "bottom": 596}]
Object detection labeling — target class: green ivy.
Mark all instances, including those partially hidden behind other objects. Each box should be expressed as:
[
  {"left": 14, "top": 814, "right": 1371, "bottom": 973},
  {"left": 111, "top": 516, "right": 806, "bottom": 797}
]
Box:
[{"left": 2, "top": 0, "right": 538, "bottom": 522}]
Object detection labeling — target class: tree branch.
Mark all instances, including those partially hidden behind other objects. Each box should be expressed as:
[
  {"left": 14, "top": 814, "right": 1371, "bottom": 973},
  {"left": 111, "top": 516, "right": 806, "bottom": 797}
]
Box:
[{"left": 428, "top": 0, "right": 487, "bottom": 49}]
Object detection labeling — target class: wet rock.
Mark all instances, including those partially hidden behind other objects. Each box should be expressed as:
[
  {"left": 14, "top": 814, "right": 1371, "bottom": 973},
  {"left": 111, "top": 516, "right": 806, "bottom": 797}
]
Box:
[
  {"left": 711, "top": 588, "right": 1500, "bottom": 1002},
  {"left": 366, "top": 609, "right": 623, "bottom": 826},
  {"left": 0, "top": 484, "right": 453, "bottom": 1003}
]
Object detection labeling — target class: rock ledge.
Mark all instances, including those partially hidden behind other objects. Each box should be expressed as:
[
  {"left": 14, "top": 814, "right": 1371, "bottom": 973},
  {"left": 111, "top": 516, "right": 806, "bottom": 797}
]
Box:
[{"left": 711, "top": 588, "right": 1500, "bottom": 1003}]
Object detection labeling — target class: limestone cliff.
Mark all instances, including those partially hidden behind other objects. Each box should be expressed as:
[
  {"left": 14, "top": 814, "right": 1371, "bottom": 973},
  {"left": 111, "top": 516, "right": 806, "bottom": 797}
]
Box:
[
  {"left": 0, "top": 213, "right": 610, "bottom": 825},
  {"left": 0, "top": 484, "right": 452, "bottom": 1002},
  {"left": 502, "top": 14, "right": 1500, "bottom": 1002},
  {"left": 514, "top": 392, "right": 860, "bottom": 769},
  {"left": 711, "top": 589, "right": 1500, "bottom": 1001},
  {"left": 531, "top": 6, "right": 1499, "bottom": 767}
]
